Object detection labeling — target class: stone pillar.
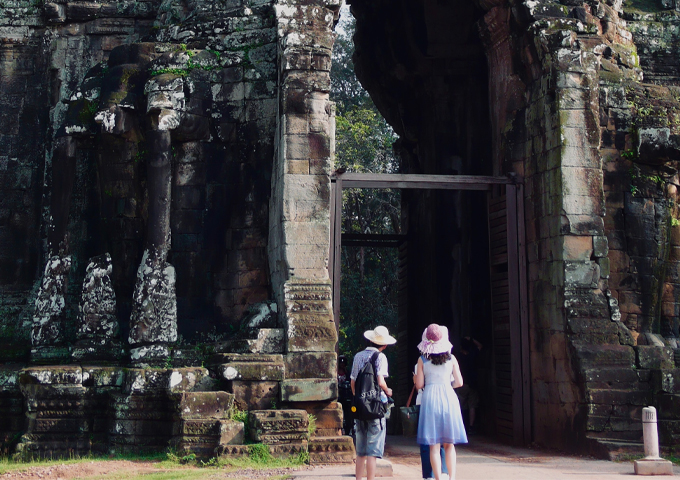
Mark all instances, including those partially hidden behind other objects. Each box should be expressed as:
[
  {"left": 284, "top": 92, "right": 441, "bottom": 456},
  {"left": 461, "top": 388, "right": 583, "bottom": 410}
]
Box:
[{"left": 270, "top": 0, "right": 342, "bottom": 432}]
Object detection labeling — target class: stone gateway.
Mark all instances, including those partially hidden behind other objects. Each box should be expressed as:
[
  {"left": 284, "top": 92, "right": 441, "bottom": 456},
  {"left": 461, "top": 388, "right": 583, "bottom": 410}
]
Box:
[{"left": 0, "top": 0, "right": 678, "bottom": 461}]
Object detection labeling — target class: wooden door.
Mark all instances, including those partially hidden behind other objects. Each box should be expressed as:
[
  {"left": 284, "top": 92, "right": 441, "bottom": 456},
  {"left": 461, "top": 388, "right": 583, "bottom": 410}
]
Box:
[{"left": 487, "top": 184, "right": 530, "bottom": 445}]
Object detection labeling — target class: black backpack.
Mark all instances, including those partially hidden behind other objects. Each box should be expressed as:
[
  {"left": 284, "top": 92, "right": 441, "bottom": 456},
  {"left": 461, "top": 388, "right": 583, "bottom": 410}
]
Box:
[{"left": 352, "top": 351, "right": 388, "bottom": 421}]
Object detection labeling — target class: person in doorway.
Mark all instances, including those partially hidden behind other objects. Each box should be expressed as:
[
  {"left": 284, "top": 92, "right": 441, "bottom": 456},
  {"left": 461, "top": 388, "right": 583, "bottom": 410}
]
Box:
[
  {"left": 350, "top": 325, "right": 397, "bottom": 480},
  {"left": 455, "top": 336, "right": 482, "bottom": 434},
  {"left": 415, "top": 324, "right": 467, "bottom": 480}
]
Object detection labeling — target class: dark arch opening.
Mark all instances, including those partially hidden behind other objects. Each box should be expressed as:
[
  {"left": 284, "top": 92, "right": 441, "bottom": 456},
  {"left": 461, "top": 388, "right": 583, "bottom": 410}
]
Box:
[{"left": 335, "top": 0, "right": 504, "bottom": 438}]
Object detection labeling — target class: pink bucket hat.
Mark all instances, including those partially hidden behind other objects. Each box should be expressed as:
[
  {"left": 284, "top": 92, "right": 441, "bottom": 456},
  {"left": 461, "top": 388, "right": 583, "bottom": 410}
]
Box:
[{"left": 417, "top": 323, "right": 453, "bottom": 355}]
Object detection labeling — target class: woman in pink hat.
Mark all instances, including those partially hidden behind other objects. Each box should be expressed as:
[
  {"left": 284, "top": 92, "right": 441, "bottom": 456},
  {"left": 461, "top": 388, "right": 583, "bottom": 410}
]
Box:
[{"left": 414, "top": 324, "right": 467, "bottom": 480}]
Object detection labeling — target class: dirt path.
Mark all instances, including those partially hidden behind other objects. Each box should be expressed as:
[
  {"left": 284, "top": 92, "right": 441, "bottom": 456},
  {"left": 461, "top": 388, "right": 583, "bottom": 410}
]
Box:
[{"left": 0, "top": 460, "right": 314, "bottom": 480}]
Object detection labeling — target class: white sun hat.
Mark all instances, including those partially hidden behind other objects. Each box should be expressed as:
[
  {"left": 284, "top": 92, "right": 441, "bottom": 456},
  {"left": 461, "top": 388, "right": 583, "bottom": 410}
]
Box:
[{"left": 364, "top": 325, "right": 397, "bottom": 346}]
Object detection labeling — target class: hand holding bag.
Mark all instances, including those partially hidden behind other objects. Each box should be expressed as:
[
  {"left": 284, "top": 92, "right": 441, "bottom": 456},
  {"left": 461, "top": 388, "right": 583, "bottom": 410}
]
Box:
[{"left": 399, "top": 384, "right": 420, "bottom": 436}]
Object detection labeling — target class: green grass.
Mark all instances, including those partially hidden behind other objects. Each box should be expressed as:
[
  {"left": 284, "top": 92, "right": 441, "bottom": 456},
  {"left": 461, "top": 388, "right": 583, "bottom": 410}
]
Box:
[{"left": 0, "top": 446, "right": 306, "bottom": 479}]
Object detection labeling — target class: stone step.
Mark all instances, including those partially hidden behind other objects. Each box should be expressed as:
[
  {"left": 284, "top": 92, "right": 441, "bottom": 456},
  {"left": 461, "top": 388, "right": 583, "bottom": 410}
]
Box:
[
  {"left": 586, "top": 436, "right": 675, "bottom": 461},
  {"left": 586, "top": 436, "right": 644, "bottom": 460}
]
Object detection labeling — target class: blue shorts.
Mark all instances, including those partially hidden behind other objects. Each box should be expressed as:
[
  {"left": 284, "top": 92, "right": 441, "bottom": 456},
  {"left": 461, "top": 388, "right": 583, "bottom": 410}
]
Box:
[{"left": 354, "top": 418, "right": 386, "bottom": 457}]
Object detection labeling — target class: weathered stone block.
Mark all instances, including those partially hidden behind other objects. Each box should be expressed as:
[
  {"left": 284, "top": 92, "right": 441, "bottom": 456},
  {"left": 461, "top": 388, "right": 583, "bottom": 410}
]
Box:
[
  {"left": 636, "top": 346, "right": 674, "bottom": 370},
  {"left": 20, "top": 366, "right": 82, "bottom": 385},
  {"left": 289, "top": 401, "right": 342, "bottom": 434},
  {"left": 216, "top": 444, "right": 250, "bottom": 458},
  {"left": 219, "top": 356, "right": 285, "bottom": 381},
  {"left": 565, "top": 261, "right": 600, "bottom": 288},
  {"left": 563, "top": 235, "right": 593, "bottom": 261},
  {"left": 176, "top": 419, "right": 244, "bottom": 445},
  {"left": 309, "top": 435, "right": 355, "bottom": 465},
  {"left": 573, "top": 343, "right": 635, "bottom": 369},
  {"left": 27, "top": 417, "right": 90, "bottom": 434},
  {"left": 110, "top": 419, "right": 174, "bottom": 436},
  {"left": 249, "top": 409, "right": 308, "bottom": 444},
  {"left": 280, "top": 379, "right": 337, "bottom": 402},
  {"left": 583, "top": 367, "right": 641, "bottom": 390},
  {"left": 174, "top": 392, "right": 234, "bottom": 420},
  {"left": 284, "top": 352, "right": 336, "bottom": 379},
  {"left": 651, "top": 369, "right": 680, "bottom": 394},
  {"left": 228, "top": 380, "right": 279, "bottom": 410}
]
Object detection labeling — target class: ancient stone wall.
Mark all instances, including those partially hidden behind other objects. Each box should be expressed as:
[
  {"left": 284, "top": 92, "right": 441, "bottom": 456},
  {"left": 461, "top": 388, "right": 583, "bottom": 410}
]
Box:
[
  {"left": 481, "top": 0, "right": 680, "bottom": 452},
  {"left": 0, "top": 0, "right": 348, "bottom": 458}
]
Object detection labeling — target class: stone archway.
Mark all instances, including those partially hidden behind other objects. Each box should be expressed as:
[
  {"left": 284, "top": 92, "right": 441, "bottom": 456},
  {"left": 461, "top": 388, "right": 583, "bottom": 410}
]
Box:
[{"left": 329, "top": 172, "right": 531, "bottom": 444}]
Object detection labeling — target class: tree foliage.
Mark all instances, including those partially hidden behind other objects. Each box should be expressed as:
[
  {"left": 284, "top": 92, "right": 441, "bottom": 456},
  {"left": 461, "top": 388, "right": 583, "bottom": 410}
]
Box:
[{"left": 332, "top": 11, "right": 400, "bottom": 371}]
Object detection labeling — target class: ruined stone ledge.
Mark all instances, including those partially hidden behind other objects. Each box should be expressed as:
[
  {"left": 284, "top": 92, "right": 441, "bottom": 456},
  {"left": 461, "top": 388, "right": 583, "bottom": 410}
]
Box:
[
  {"left": 658, "top": 393, "right": 680, "bottom": 419},
  {"left": 651, "top": 369, "right": 680, "bottom": 394}
]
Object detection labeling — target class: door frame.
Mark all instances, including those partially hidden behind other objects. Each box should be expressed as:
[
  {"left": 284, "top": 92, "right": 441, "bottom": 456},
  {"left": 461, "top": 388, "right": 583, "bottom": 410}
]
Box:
[{"left": 329, "top": 171, "right": 531, "bottom": 445}]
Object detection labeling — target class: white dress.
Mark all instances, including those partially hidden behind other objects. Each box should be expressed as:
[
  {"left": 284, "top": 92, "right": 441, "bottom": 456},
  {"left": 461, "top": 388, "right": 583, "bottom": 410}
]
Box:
[{"left": 416, "top": 356, "right": 468, "bottom": 445}]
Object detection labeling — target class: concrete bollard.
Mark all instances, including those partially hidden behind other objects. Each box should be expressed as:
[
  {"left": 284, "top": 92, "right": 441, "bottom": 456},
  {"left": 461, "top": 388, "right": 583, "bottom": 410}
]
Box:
[
  {"left": 642, "top": 406, "right": 660, "bottom": 459},
  {"left": 634, "top": 406, "right": 674, "bottom": 476}
]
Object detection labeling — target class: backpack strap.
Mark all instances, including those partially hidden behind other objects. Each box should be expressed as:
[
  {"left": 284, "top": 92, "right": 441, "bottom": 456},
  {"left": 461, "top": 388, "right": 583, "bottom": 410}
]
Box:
[
  {"left": 369, "top": 350, "right": 380, "bottom": 372},
  {"left": 370, "top": 351, "right": 385, "bottom": 431}
]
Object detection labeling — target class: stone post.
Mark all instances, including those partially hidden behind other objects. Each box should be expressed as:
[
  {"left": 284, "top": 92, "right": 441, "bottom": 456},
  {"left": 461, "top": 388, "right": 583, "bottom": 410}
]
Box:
[{"left": 634, "top": 406, "right": 674, "bottom": 475}]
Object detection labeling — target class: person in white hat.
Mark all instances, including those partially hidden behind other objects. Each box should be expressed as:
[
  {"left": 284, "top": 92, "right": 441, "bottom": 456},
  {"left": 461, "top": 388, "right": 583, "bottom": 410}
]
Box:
[
  {"left": 415, "top": 324, "right": 467, "bottom": 480},
  {"left": 350, "top": 325, "right": 397, "bottom": 480}
]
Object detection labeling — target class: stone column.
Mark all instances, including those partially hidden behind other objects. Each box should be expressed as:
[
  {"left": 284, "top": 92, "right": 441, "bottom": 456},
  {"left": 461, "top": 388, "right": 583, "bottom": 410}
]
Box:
[{"left": 269, "top": 0, "right": 342, "bottom": 432}]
